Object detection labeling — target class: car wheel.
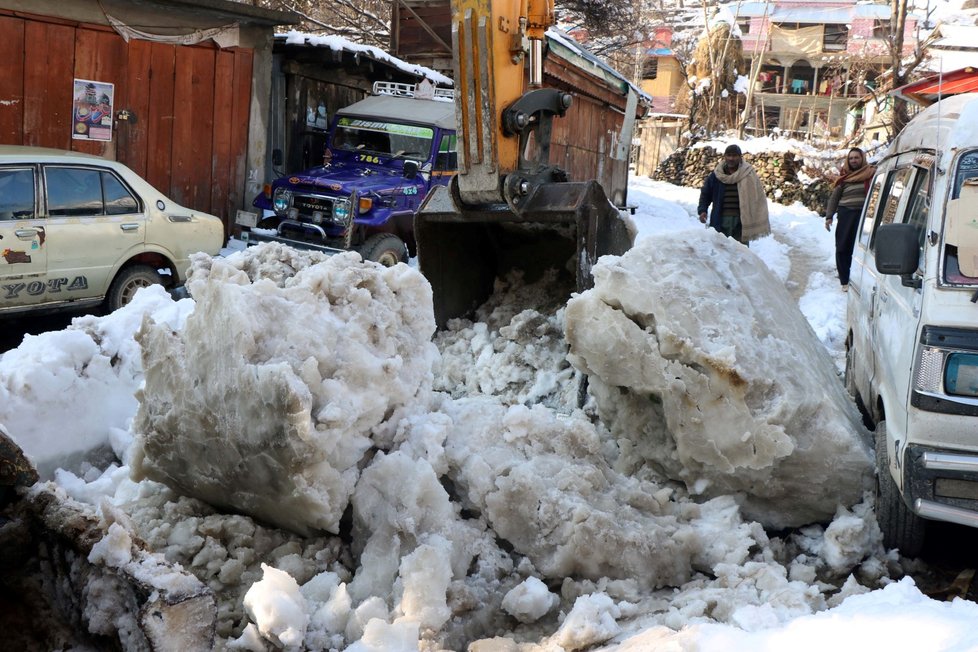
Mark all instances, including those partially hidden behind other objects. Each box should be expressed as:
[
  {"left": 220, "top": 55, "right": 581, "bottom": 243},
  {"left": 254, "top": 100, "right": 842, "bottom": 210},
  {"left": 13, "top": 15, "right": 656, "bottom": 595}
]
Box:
[
  {"left": 106, "top": 265, "right": 162, "bottom": 312},
  {"left": 358, "top": 233, "right": 408, "bottom": 267},
  {"left": 875, "top": 421, "right": 926, "bottom": 557}
]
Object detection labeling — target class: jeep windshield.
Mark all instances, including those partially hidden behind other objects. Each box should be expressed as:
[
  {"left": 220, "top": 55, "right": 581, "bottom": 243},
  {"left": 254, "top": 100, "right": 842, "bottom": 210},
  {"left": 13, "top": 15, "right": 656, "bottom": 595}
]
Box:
[{"left": 331, "top": 117, "right": 434, "bottom": 160}]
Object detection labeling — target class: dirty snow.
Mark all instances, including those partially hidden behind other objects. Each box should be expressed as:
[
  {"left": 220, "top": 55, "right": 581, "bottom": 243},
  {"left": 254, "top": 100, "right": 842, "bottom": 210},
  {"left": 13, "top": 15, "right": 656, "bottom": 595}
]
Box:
[{"left": 1, "top": 175, "right": 973, "bottom": 651}]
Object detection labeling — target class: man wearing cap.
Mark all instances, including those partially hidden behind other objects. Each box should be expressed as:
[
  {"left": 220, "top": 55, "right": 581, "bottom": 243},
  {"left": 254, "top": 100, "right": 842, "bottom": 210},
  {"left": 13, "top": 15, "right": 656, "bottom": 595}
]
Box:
[{"left": 697, "top": 144, "right": 770, "bottom": 244}]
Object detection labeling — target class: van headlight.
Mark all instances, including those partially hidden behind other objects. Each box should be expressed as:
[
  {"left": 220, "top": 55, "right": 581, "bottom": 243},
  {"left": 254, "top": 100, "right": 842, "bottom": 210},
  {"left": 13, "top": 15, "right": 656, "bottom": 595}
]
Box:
[
  {"left": 912, "top": 327, "right": 978, "bottom": 409},
  {"left": 273, "top": 187, "right": 292, "bottom": 213}
]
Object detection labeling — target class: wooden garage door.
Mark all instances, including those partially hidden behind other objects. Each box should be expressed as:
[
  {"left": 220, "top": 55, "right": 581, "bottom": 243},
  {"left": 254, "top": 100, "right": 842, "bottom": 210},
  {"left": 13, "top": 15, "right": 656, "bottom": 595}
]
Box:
[{"left": 0, "top": 12, "right": 252, "bottom": 223}]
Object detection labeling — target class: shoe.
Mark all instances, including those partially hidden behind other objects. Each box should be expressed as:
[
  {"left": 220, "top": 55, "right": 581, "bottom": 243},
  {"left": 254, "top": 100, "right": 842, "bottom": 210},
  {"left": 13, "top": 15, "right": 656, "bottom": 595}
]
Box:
[{"left": 841, "top": 284, "right": 849, "bottom": 292}]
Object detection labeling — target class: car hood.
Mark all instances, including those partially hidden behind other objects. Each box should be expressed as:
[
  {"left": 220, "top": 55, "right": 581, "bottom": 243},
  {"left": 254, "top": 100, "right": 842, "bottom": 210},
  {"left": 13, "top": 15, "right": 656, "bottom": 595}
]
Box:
[{"left": 277, "top": 163, "right": 408, "bottom": 196}]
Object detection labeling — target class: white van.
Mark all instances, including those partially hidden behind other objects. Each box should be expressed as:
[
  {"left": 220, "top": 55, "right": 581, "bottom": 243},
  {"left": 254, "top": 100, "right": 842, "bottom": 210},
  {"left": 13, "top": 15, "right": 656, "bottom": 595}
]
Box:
[{"left": 846, "top": 93, "right": 978, "bottom": 556}]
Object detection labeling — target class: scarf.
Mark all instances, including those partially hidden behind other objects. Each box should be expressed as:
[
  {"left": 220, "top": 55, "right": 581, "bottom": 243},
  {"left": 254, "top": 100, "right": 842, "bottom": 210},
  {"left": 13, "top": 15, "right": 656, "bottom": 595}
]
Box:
[
  {"left": 712, "top": 160, "right": 770, "bottom": 242},
  {"left": 834, "top": 163, "right": 876, "bottom": 191}
]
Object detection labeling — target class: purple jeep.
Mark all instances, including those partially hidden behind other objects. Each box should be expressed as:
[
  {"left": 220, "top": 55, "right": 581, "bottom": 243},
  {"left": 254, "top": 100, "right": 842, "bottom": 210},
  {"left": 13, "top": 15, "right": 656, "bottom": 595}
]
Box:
[{"left": 251, "top": 82, "right": 456, "bottom": 265}]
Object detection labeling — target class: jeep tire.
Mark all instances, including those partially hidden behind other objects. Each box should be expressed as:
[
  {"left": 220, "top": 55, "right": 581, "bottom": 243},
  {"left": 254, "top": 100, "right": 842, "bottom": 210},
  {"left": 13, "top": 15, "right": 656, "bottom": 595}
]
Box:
[
  {"left": 106, "top": 265, "right": 162, "bottom": 312},
  {"left": 875, "top": 421, "right": 926, "bottom": 557},
  {"left": 358, "top": 233, "right": 408, "bottom": 267}
]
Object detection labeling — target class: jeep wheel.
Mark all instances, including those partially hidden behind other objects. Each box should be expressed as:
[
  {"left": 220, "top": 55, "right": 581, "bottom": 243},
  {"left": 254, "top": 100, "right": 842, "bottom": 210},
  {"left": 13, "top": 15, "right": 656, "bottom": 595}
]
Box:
[
  {"left": 875, "top": 421, "right": 926, "bottom": 557},
  {"left": 106, "top": 265, "right": 162, "bottom": 312},
  {"left": 358, "top": 233, "right": 408, "bottom": 267}
]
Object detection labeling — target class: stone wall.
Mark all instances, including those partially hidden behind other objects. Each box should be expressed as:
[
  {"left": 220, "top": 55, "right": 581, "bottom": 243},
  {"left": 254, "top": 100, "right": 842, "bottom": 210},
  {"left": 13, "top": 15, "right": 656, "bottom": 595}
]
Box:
[{"left": 652, "top": 146, "right": 832, "bottom": 214}]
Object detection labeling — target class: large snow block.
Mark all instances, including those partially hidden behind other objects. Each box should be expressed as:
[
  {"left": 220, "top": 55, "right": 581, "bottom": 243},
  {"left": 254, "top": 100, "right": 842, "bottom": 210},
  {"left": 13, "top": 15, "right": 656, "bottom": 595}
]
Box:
[
  {"left": 130, "top": 244, "right": 438, "bottom": 536},
  {"left": 565, "top": 231, "right": 873, "bottom": 529}
]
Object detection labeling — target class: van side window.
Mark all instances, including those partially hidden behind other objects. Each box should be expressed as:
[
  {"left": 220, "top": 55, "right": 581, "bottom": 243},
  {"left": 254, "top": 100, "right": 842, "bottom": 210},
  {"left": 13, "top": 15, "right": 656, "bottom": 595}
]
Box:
[
  {"left": 870, "top": 167, "right": 912, "bottom": 251},
  {"left": 859, "top": 175, "right": 885, "bottom": 247},
  {"left": 903, "top": 167, "right": 931, "bottom": 235},
  {"left": 0, "top": 168, "right": 36, "bottom": 220}
]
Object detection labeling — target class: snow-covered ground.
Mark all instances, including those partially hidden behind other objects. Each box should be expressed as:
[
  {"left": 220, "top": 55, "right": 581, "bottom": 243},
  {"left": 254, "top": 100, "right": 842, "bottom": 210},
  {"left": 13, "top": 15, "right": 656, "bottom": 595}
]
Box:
[{"left": 4, "top": 176, "right": 978, "bottom": 651}]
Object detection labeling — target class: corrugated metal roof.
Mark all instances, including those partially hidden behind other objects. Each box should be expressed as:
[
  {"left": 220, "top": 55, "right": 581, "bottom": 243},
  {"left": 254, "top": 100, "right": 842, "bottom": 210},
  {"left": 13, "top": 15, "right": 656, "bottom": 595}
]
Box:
[
  {"left": 732, "top": 1, "right": 891, "bottom": 22},
  {"left": 336, "top": 95, "right": 456, "bottom": 130}
]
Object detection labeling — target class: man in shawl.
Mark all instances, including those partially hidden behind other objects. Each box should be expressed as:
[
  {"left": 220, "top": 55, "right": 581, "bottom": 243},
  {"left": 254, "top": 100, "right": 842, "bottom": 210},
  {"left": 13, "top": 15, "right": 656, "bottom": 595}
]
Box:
[
  {"left": 823, "top": 147, "right": 876, "bottom": 290},
  {"left": 697, "top": 144, "right": 771, "bottom": 245}
]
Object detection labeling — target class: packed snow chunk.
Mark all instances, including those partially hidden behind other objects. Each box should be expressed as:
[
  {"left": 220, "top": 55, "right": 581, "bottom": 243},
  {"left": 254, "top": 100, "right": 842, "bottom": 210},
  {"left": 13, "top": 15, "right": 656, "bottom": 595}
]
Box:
[
  {"left": 565, "top": 231, "right": 873, "bottom": 529},
  {"left": 441, "top": 398, "right": 758, "bottom": 588},
  {"left": 502, "top": 576, "right": 558, "bottom": 623},
  {"left": 346, "top": 618, "right": 420, "bottom": 652},
  {"left": 550, "top": 592, "right": 622, "bottom": 650},
  {"left": 395, "top": 536, "right": 453, "bottom": 631},
  {"left": 243, "top": 563, "right": 309, "bottom": 648},
  {"left": 130, "top": 244, "right": 439, "bottom": 535}
]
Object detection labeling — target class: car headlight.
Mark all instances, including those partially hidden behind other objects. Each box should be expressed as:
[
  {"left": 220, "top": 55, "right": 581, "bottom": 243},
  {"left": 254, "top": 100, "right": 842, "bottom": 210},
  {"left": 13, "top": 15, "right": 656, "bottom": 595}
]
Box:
[
  {"left": 272, "top": 187, "right": 292, "bottom": 213},
  {"left": 945, "top": 353, "right": 978, "bottom": 397},
  {"left": 332, "top": 198, "right": 351, "bottom": 223},
  {"left": 913, "top": 327, "right": 978, "bottom": 401}
]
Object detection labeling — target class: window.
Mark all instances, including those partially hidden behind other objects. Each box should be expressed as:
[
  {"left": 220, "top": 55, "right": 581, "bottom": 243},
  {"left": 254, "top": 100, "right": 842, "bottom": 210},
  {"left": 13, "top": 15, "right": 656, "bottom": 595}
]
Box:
[
  {"left": 45, "top": 166, "right": 140, "bottom": 217},
  {"left": 823, "top": 24, "right": 848, "bottom": 50},
  {"left": 642, "top": 57, "right": 658, "bottom": 80},
  {"left": 859, "top": 175, "right": 885, "bottom": 247},
  {"left": 873, "top": 19, "right": 890, "bottom": 39},
  {"left": 867, "top": 167, "right": 912, "bottom": 251},
  {"left": 901, "top": 166, "right": 932, "bottom": 266},
  {"left": 0, "top": 168, "right": 36, "bottom": 220},
  {"left": 944, "top": 150, "right": 978, "bottom": 284},
  {"left": 435, "top": 133, "right": 457, "bottom": 171},
  {"left": 103, "top": 172, "right": 139, "bottom": 215}
]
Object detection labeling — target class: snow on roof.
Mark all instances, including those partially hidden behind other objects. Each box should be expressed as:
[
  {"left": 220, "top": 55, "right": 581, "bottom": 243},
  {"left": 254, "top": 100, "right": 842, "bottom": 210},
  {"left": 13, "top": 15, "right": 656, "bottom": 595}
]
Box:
[
  {"left": 546, "top": 28, "right": 652, "bottom": 104},
  {"left": 932, "top": 23, "right": 978, "bottom": 48},
  {"left": 277, "top": 30, "right": 452, "bottom": 87}
]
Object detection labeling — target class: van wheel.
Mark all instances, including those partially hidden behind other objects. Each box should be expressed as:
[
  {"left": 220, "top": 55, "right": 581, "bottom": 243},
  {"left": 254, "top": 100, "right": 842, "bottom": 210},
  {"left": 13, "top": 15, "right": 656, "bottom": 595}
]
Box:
[
  {"left": 875, "top": 421, "right": 926, "bottom": 557},
  {"left": 106, "top": 265, "right": 162, "bottom": 312},
  {"left": 358, "top": 233, "right": 407, "bottom": 267}
]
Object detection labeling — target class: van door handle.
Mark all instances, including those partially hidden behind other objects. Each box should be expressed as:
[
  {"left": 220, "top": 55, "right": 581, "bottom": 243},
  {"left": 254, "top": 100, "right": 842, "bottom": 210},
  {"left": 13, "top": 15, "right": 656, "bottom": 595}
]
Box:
[
  {"left": 120, "top": 223, "right": 140, "bottom": 232},
  {"left": 14, "top": 228, "right": 38, "bottom": 238}
]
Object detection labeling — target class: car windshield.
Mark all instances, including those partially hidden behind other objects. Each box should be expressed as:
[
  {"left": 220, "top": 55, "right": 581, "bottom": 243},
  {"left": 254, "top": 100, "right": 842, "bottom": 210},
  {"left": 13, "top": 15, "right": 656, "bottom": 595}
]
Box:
[{"left": 331, "top": 117, "right": 434, "bottom": 159}]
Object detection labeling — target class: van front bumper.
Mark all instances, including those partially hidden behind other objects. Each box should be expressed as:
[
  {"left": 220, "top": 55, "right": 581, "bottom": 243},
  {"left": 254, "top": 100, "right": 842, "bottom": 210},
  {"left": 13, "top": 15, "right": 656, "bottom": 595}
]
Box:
[{"left": 904, "top": 445, "right": 978, "bottom": 528}]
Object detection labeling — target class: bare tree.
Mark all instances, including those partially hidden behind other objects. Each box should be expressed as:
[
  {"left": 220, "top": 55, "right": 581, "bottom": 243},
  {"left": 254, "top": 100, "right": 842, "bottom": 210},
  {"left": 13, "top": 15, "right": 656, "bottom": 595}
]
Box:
[{"left": 252, "top": 0, "right": 392, "bottom": 49}]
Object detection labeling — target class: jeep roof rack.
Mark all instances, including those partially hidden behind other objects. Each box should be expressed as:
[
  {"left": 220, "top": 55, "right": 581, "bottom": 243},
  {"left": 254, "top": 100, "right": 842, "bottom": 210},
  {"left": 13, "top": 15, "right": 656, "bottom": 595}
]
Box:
[{"left": 372, "top": 81, "right": 454, "bottom": 101}]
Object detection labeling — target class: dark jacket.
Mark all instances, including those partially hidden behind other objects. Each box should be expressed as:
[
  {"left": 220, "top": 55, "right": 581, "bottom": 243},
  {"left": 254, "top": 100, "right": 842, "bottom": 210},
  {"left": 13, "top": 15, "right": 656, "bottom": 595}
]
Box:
[{"left": 698, "top": 171, "right": 730, "bottom": 231}]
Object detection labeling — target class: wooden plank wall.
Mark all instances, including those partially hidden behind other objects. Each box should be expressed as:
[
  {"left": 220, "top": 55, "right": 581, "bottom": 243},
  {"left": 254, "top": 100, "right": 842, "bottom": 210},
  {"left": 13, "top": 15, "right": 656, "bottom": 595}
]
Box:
[
  {"left": 0, "top": 12, "right": 253, "bottom": 227},
  {"left": 393, "top": 0, "right": 452, "bottom": 59}
]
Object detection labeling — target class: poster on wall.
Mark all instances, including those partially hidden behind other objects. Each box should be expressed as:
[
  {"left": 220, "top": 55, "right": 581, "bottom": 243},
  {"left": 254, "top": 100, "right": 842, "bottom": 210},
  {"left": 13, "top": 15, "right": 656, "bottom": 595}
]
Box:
[{"left": 72, "top": 79, "right": 115, "bottom": 141}]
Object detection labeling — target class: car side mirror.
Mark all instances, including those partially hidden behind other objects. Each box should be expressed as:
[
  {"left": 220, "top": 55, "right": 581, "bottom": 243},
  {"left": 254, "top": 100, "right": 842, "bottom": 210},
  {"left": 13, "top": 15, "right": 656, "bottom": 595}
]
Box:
[
  {"left": 403, "top": 160, "right": 419, "bottom": 180},
  {"left": 272, "top": 149, "right": 283, "bottom": 167},
  {"left": 875, "top": 223, "right": 922, "bottom": 288}
]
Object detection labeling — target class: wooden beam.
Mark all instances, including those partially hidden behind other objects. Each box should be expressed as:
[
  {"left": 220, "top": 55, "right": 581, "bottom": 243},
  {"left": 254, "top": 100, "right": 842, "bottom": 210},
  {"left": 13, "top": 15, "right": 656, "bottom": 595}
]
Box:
[{"left": 396, "top": 0, "right": 451, "bottom": 55}]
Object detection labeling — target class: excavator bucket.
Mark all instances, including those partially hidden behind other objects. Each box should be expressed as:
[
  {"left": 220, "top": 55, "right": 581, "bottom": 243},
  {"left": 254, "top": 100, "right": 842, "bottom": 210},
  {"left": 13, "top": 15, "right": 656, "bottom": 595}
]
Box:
[{"left": 416, "top": 178, "right": 634, "bottom": 328}]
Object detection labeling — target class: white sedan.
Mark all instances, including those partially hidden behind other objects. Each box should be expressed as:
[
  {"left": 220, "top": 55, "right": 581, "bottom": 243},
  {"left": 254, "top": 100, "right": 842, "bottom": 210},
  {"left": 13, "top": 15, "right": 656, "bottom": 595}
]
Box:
[{"left": 0, "top": 146, "right": 225, "bottom": 315}]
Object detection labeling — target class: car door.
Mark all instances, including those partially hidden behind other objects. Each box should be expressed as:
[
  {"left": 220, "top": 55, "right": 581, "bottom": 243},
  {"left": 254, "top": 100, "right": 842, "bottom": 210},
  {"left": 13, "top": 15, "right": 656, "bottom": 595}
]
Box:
[
  {"left": 43, "top": 165, "right": 145, "bottom": 298},
  {"left": 0, "top": 166, "right": 49, "bottom": 309},
  {"left": 874, "top": 163, "right": 931, "bottom": 443},
  {"left": 848, "top": 171, "right": 887, "bottom": 400}
]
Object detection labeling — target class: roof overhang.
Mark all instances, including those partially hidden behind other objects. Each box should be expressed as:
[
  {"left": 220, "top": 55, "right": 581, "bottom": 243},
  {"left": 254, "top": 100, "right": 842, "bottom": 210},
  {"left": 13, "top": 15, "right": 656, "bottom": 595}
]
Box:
[
  {"left": 890, "top": 66, "right": 978, "bottom": 107},
  {"left": 135, "top": 0, "right": 299, "bottom": 26}
]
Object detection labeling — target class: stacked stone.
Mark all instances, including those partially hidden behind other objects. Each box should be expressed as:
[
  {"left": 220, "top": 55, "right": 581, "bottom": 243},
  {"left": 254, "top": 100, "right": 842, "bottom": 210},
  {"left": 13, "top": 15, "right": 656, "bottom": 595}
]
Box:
[{"left": 651, "top": 146, "right": 832, "bottom": 213}]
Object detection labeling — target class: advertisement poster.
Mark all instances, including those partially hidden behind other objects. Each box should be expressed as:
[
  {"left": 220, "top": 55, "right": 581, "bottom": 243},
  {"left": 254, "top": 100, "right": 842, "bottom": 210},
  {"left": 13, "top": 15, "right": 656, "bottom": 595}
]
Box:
[{"left": 72, "top": 79, "right": 114, "bottom": 141}]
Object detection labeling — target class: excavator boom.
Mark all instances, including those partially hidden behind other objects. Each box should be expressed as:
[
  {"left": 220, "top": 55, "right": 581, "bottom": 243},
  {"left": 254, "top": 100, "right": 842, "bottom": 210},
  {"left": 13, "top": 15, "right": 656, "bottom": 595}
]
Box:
[{"left": 416, "top": 0, "right": 634, "bottom": 327}]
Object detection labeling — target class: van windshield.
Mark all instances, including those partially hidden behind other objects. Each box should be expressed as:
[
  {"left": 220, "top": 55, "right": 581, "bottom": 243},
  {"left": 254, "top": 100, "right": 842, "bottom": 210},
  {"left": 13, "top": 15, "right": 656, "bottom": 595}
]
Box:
[
  {"left": 331, "top": 117, "right": 434, "bottom": 160},
  {"left": 944, "top": 150, "right": 978, "bottom": 284}
]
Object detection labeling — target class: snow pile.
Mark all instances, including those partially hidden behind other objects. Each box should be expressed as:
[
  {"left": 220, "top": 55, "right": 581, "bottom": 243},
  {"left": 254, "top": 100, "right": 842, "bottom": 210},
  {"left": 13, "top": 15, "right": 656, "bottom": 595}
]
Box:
[
  {"left": 565, "top": 230, "right": 874, "bottom": 529},
  {"left": 0, "top": 287, "right": 194, "bottom": 478},
  {"left": 129, "top": 243, "right": 438, "bottom": 536}
]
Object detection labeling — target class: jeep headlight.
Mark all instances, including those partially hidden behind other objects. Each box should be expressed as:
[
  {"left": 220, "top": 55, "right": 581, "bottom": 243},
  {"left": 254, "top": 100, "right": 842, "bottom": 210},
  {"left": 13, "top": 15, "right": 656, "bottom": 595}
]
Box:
[
  {"left": 332, "top": 198, "right": 351, "bottom": 223},
  {"left": 272, "top": 187, "right": 292, "bottom": 214}
]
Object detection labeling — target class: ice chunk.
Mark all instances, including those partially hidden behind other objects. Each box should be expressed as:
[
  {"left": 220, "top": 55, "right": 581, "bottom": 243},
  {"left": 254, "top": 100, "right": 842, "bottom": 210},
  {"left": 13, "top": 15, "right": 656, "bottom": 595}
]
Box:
[
  {"left": 130, "top": 244, "right": 438, "bottom": 535},
  {"left": 565, "top": 231, "right": 873, "bottom": 528}
]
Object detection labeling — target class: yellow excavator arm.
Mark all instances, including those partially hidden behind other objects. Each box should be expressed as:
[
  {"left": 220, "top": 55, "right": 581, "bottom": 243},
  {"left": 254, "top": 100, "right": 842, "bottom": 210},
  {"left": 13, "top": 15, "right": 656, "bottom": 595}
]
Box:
[{"left": 416, "top": 0, "right": 634, "bottom": 328}]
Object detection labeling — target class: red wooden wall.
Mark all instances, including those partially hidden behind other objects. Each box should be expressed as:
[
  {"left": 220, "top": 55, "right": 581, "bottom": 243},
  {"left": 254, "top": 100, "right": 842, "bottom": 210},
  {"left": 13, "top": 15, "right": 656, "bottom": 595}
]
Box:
[{"left": 0, "top": 11, "right": 253, "bottom": 227}]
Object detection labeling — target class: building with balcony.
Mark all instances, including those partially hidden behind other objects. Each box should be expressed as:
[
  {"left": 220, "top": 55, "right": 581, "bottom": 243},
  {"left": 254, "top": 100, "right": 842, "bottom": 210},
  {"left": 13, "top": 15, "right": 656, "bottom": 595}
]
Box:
[{"left": 733, "top": 0, "right": 917, "bottom": 137}]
